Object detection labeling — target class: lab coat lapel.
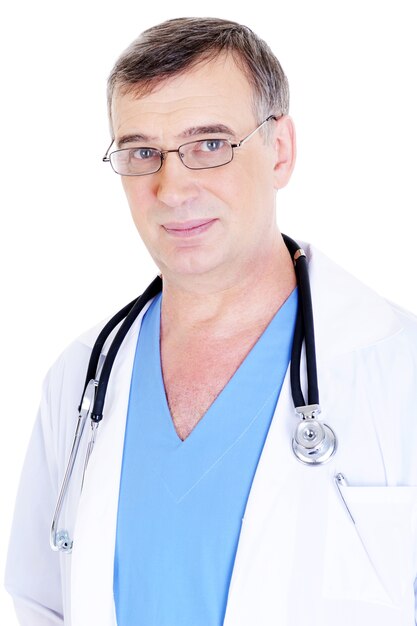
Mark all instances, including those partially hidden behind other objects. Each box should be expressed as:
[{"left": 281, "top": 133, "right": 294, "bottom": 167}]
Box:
[
  {"left": 222, "top": 367, "right": 302, "bottom": 626},
  {"left": 70, "top": 305, "right": 150, "bottom": 626}
]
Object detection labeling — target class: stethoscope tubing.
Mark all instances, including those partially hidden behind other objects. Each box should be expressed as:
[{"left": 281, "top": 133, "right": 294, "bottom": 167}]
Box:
[
  {"left": 80, "top": 276, "right": 163, "bottom": 422},
  {"left": 283, "top": 235, "right": 319, "bottom": 407},
  {"left": 83, "top": 236, "right": 319, "bottom": 422}
]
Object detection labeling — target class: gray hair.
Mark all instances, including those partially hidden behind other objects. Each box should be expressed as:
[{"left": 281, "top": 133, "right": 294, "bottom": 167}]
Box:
[{"left": 107, "top": 17, "right": 289, "bottom": 132}]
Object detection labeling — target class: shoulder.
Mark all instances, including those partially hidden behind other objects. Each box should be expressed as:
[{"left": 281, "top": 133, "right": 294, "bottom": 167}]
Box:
[
  {"left": 42, "top": 292, "right": 157, "bottom": 403},
  {"left": 43, "top": 324, "right": 105, "bottom": 400},
  {"left": 300, "top": 241, "right": 417, "bottom": 360}
]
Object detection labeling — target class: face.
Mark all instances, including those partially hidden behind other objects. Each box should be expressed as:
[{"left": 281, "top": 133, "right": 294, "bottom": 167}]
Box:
[{"left": 111, "top": 54, "right": 295, "bottom": 283}]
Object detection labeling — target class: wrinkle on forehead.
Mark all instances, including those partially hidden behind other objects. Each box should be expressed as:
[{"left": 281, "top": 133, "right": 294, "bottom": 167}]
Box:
[
  {"left": 112, "top": 100, "right": 239, "bottom": 145},
  {"left": 111, "top": 55, "right": 256, "bottom": 142}
]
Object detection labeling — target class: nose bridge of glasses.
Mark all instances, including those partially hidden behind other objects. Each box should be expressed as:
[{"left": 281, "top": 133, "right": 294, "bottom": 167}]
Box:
[
  {"left": 155, "top": 146, "right": 200, "bottom": 204},
  {"left": 160, "top": 147, "right": 185, "bottom": 163}
]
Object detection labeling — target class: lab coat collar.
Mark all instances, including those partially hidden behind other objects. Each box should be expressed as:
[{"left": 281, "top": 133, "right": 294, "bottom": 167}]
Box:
[{"left": 77, "top": 241, "right": 402, "bottom": 363}]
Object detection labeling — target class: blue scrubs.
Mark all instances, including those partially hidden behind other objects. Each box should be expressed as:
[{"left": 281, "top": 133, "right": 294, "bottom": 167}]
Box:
[{"left": 114, "top": 289, "right": 297, "bottom": 625}]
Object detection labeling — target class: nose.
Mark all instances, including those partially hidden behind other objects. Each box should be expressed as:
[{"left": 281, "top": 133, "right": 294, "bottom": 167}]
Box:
[{"left": 154, "top": 151, "right": 199, "bottom": 208}]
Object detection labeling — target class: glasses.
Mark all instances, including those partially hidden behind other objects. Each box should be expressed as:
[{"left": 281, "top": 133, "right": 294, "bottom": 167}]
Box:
[{"left": 102, "top": 115, "right": 278, "bottom": 176}]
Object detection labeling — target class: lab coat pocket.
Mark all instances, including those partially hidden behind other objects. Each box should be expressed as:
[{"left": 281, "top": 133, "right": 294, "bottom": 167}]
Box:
[{"left": 322, "top": 483, "right": 417, "bottom": 607}]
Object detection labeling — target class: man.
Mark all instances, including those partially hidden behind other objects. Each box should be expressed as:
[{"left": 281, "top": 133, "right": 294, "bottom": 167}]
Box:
[{"left": 5, "top": 17, "right": 417, "bottom": 626}]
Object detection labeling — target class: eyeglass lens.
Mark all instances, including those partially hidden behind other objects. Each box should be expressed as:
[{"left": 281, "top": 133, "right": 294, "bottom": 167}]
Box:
[{"left": 110, "top": 139, "right": 234, "bottom": 175}]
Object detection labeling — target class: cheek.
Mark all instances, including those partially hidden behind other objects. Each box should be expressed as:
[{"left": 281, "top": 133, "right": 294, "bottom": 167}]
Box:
[
  {"left": 120, "top": 180, "right": 153, "bottom": 240},
  {"left": 122, "top": 178, "right": 152, "bottom": 215},
  {"left": 221, "top": 159, "right": 272, "bottom": 210},
  {"left": 122, "top": 178, "right": 141, "bottom": 210},
  {"left": 230, "top": 149, "right": 275, "bottom": 192}
]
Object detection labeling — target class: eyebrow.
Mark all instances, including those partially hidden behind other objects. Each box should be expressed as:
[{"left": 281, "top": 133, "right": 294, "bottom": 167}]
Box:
[
  {"left": 116, "top": 124, "right": 236, "bottom": 148},
  {"left": 180, "top": 124, "right": 236, "bottom": 139},
  {"left": 117, "top": 133, "right": 150, "bottom": 147}
]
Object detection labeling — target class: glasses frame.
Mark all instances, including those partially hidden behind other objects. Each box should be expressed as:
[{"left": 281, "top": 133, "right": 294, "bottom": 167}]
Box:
[{"left": 102, "top": 114, "right": 279, "bottom": 176}]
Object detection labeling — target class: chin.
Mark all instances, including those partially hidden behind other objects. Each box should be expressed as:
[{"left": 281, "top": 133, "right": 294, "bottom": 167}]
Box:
[{"left": 159, "top": 248, "right": 226, "bottom": 278}]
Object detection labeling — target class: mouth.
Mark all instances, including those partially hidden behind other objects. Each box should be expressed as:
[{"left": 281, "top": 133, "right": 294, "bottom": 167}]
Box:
[{"left": 162, "top": 218, "right": 217, "bottom": 237}]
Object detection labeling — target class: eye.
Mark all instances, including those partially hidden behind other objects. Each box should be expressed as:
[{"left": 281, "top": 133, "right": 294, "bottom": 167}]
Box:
[
  {"left": 131, "top": 148, "right": 159, "bottom": 160},
  {"left": 199, "top": 139, "right": 227, "bottom": 152}
]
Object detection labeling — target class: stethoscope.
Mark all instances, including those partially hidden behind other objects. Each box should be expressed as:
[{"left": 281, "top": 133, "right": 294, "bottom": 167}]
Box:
[{"left": 50, "top": 234, "right": 336, "bottom": 553}]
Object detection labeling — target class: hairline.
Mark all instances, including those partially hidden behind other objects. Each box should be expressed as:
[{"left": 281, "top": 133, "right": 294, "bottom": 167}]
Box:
[{"left": 108, "top": 49, "right": 269, "bottom": 139}]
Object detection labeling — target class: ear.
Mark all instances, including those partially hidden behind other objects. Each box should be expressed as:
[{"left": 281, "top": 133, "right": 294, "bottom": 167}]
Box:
[{"left": 271, "top": 115, "right": 296, "bottom": 190}]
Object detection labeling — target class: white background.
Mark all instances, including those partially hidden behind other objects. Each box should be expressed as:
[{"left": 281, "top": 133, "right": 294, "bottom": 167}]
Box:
[{"left": 1, "top": 0, "right": 416, "bottom": 621}]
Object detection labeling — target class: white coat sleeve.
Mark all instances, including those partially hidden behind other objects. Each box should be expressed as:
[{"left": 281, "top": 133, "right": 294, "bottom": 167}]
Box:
[{"left": 5, "top": 369, "right": 65, "bottom": 625}]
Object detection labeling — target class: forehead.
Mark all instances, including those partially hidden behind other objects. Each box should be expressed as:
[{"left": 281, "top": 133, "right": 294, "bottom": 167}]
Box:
[{"left": 111, "top": 54, "right": 256, "bottom": 141}]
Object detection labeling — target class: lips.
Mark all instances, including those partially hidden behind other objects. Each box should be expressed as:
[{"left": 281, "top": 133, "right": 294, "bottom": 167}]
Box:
[{"left": 162, "top": 218, "right": 217, "bottom": 237}]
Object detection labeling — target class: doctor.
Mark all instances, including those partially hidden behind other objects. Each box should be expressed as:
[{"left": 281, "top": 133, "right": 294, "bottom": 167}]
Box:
[{"left": 5, "top": 16, "right": 417, "bottom": 626}]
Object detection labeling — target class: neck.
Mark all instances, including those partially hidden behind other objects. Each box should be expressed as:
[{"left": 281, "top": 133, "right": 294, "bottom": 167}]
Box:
[{"left": 160, "top": 233, "right": 296, "bottom": 341}]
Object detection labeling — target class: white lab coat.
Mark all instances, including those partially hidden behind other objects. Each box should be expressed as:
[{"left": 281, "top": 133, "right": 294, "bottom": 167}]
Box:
[{"left": 5, "top": 242, "right": 417, "bottom": 626}]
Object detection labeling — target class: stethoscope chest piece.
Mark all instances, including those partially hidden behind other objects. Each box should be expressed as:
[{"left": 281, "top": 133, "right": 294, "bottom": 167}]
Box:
[{"left": 292, "top": 404, "right": 337, "bottom": 465}]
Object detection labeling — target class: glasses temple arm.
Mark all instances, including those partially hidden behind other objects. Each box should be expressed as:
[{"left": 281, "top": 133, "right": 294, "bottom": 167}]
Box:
[
  {"left": 102, "top": 139, "right": 115, "bottom": 162},
  {"left": 237, "top": 115, "right": 280, "bottom": 147}
]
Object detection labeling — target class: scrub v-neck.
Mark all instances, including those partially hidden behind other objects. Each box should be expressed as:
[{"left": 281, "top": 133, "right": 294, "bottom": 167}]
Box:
[{"left": 114, "top": 288, "right": 298, "bottom": 626}]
